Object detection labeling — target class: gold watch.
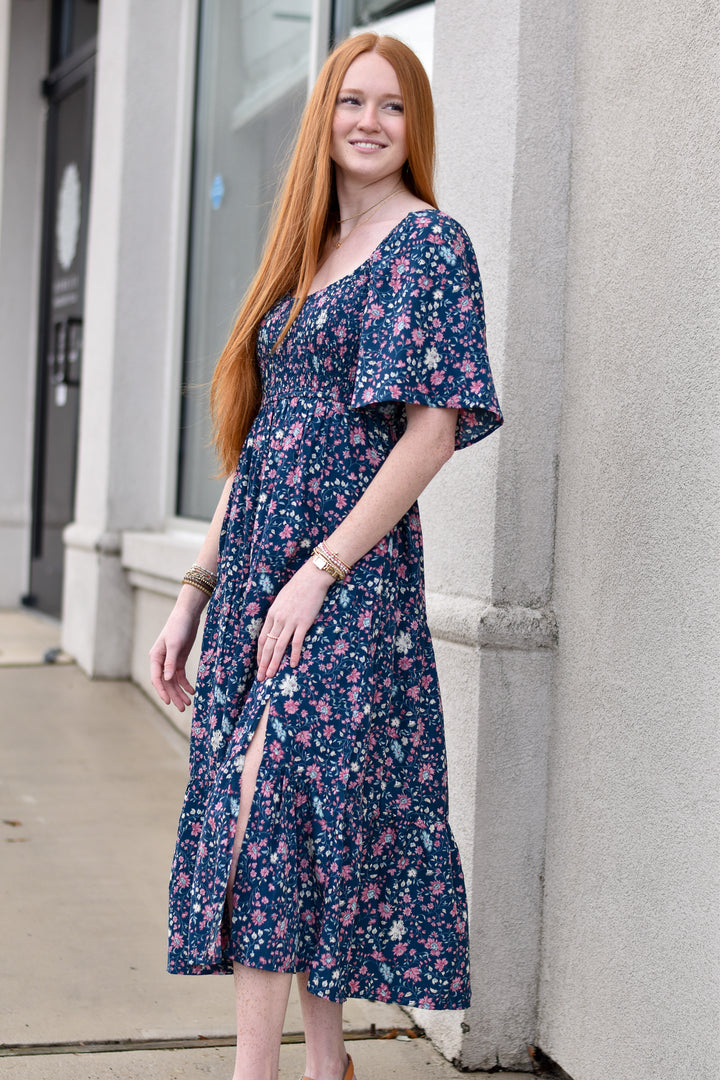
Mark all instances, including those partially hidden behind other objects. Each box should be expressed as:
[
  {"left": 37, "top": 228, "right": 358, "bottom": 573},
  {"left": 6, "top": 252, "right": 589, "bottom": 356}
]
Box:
[{"left": 310, "top": 549, "right": 344, "bottom": 582}]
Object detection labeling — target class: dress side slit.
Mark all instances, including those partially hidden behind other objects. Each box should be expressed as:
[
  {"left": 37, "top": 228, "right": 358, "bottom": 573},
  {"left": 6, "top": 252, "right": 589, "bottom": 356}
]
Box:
[{"left": 226, "top": 699, "right": 270, "bottom": 916}]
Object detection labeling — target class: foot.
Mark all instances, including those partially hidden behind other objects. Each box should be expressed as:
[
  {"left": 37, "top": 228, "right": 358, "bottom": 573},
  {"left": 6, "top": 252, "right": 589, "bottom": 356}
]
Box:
[{"left": 300, "top": 1054, "right": 355, "bottom": 1080}]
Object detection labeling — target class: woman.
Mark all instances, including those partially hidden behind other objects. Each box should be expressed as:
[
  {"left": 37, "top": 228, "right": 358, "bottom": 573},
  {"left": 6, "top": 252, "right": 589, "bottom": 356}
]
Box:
[{"left": 150, "top": 31, "right": 502, "bottom": 1080}]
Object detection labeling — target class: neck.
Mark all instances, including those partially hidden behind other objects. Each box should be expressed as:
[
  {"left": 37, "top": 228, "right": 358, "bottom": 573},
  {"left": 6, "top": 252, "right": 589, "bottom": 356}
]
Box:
[{"left": 334, "top": 171, "right": 405, "bottom": 223}]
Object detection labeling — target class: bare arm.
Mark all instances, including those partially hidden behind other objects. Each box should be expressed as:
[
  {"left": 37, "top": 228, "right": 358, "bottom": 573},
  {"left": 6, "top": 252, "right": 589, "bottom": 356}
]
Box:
[
  {"left": 149, "top": 473, "right": 235, "bottom": 710},
  {"left": 256, "top": 403, "right": 457, "bottom": 681},
  {"left": 192, "top": 472, "right": 236, "bottom": 577}
]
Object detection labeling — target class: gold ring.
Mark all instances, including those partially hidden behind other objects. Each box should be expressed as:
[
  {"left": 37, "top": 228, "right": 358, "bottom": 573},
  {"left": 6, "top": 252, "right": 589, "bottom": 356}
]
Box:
[{"left": 267, "top": 632, "right": 280, "bottom": 641}]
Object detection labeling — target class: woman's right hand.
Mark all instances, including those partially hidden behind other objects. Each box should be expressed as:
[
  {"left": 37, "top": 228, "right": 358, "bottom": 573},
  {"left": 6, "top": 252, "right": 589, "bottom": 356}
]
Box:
[{"left": 149, "top": 590, "right": 205, "bottom": 711}]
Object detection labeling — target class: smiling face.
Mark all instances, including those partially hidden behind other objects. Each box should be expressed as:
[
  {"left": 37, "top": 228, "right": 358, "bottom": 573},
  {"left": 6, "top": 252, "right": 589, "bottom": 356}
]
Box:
[{"left": 330, "top": 51, "right": 408, "bottom": 188}]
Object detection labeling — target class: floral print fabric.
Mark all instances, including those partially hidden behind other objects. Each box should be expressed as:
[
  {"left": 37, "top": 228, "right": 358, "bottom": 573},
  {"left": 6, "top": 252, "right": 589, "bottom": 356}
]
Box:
[{"left": 167, "top": 210, "right": 503, "bottom": 1009}]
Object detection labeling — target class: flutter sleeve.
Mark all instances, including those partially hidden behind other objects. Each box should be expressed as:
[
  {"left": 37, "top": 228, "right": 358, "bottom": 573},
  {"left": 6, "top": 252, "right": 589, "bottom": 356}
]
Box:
[{"left": 351, "top": 211, "right": 503, "bottom": 449}]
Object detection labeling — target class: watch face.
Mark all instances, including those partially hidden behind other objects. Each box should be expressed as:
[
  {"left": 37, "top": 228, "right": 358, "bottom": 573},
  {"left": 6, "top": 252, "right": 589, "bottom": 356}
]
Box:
[{"left": 311, "top": 551, "right": 340, "bottom": 580}]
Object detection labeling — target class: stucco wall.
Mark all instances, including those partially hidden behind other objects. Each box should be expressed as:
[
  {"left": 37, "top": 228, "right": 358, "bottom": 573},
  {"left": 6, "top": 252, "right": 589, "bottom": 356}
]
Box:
[{"left": 538, "top": 3, "right": 720, "bottom": 1078}]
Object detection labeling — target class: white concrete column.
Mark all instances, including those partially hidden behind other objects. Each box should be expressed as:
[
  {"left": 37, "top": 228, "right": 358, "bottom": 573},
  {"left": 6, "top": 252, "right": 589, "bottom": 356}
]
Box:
[
  {"left": 0, "top": 0, "right": 48, "bottom": 605},
  {"left": 62, "top": 0, "right": 197, "bottom": 674},
  {"left": 414, "top": 0, "right": 575, "bottom": 1068}
]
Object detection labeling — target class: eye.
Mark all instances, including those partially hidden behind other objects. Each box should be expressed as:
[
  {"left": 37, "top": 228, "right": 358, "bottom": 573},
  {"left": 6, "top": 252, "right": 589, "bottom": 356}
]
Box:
[
  {"left": 337, "top": 94, "right": 361, "bottom": 106},
  {"left": 384, "top": 101, "right": 404, "bottom": 113}
]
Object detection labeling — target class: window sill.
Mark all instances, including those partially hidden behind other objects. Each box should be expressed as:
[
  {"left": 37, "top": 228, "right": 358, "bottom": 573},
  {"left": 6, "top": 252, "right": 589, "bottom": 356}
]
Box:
[{"left": 122, "top": 526, "right": 207, "bottom": 597}]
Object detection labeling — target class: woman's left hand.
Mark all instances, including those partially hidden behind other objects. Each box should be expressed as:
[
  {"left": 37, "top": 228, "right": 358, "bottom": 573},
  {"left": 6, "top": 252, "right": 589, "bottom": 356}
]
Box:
[{"left": 256, "top": 560, "right": 334, "bottom": 682}]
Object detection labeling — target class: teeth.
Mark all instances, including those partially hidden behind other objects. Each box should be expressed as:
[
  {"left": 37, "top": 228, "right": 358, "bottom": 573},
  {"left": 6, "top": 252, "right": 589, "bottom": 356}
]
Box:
[{"left": 352, "top": 141, "right": 384, "bottom": 149}]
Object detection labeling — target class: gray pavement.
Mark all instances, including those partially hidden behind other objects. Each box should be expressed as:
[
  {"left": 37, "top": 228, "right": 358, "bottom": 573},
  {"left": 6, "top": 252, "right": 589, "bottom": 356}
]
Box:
[{"left": 0, "top": 611, "right": 528, "bottom": 1080}]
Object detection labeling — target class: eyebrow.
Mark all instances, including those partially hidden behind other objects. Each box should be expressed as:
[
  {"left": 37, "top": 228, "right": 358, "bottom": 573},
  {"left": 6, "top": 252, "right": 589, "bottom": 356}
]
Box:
[{"left": 339, "top": 87, "right": 404, "bottom": 98}]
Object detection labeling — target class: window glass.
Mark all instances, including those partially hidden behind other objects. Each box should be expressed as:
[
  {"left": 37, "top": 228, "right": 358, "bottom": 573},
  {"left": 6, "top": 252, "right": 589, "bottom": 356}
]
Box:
[
  {"left": 333, "top": 0, "right": 428, "bottom": 41},
  {"left": 177, "top": 0, "right": 312, "bottom": 520},
  {"left": 352, "top": 0, "right": 425, "bottom": 24},
  {"left": 51, "top": 0, "right": 99, "bottom": 68},
  {"left": 70, "top": 0, "right": 99, "bottom": 53}
]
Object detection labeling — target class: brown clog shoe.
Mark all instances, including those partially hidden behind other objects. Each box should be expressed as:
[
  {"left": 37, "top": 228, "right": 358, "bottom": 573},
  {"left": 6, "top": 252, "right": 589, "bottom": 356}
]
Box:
[{"left": 300, "top": 1054, "right": 355, "bottom": 1080}]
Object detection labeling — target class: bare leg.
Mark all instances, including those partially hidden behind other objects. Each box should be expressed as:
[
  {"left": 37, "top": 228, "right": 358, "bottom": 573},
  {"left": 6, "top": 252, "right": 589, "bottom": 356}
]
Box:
[
  {"left": 228, "top": 702, "right": 293, "bottom": 1080},
  {"left": 232, "top": 964, "right": 292, "bottom": 1080},
  {"left": 227, "top": 700, "right": 270, "bottom": 908},
  {"left": 297, "top": 970, "right": 350, "bottom": 1080}
]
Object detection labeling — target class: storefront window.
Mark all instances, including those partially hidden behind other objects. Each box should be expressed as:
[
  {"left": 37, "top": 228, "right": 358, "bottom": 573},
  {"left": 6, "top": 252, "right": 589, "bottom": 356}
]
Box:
[
  {"left": 177, "top": 0, "right": 312, "bottom": 520},
  {"left": 178, "top": 0, "right": 431, "bottom": 520},
  {"left": 333, "top": 0, "right": 429, "bottom": 41},
  {"left": 50, "top": 0, "right": 99, "bottom": 68}
]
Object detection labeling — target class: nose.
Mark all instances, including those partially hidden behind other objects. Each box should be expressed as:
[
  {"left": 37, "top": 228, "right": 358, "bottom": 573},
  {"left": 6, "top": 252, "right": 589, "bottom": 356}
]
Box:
[{"left": 356, "top": 103, "right": 381, "bottom": 132}]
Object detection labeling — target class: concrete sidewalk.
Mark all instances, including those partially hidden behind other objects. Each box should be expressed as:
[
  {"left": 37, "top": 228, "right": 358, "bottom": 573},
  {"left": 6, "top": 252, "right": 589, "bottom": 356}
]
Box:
[{"left": 0, "top": 611, "right": 528, "bottom": 1080}]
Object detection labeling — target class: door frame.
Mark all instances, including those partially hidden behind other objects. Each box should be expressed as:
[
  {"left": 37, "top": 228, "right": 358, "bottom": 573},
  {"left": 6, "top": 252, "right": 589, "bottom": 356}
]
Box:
[{"left": 25, "top": 39, "right": 96, "bottom": 607}]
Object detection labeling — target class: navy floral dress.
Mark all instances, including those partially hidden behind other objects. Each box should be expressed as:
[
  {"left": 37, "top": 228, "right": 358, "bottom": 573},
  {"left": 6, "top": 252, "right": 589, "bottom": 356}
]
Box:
[{"left": 167, "top": 209, "right": 503, "bottom": 1009}]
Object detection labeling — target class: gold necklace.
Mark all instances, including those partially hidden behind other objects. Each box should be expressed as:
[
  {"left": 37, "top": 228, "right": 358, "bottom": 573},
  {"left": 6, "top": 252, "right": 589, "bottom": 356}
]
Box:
[
  {"left": 335, "top": 186, "right": 403, "bottom": 249},
  {"left": 337, "top": 181, "right": 403, "bottom": 224}
]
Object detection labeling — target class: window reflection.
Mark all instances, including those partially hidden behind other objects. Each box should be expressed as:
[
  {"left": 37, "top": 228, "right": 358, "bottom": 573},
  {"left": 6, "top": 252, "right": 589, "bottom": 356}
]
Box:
[
  {"left": 178, "top": 0, "right": 312, "bottom": 520},
  {"left": 333, "top": 0, "right": 428, "bottom": 42},
  {"left": 50, "top": 0, "right": 99, "bottom": 67}
]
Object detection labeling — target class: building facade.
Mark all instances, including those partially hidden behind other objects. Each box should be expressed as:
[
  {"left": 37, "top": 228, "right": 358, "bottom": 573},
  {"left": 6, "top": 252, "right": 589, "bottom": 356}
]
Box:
[{"left": 0, "top": 1, "right": 717, "bottom": 1077}]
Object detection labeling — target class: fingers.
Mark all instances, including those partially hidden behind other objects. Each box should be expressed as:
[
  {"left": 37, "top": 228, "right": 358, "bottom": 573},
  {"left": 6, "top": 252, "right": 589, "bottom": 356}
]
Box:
[
  {"left": 257, "top": 620, "right": 296, "bottom": 682},
  {"left": 177, "top": 670, "right": 196, "bottom": 696},
  {"left": 257, "top": 610, "right": 315, "bottom": 680},
  {"left": 290, "top": 628, "right": 305, "bottom": 669},
  {"left": 165, "top": 673, "right": 193, "bottom": 712},
  {"left": 162, "top": 656, "right": 194, "bottom": 711},
  {"left": 149, "top": 651, "right": 170, "bottom": 705},
  {"left": 256, "top": 565, "right": 332, "bottom": 680},
  {"left": 149, "top": 639, "right": 195, "bottom": 712}
]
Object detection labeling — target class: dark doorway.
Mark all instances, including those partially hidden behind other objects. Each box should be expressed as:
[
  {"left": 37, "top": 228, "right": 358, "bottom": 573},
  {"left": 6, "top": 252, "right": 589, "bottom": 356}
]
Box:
[{"left": 27, "top": 4, "right": 97, "bottom": 616}]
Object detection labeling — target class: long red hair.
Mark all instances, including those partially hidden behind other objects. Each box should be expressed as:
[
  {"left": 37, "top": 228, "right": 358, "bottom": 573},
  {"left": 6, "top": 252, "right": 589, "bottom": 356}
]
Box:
[{"left": 210, "top": 33, "right": 438, "bottom": 475}]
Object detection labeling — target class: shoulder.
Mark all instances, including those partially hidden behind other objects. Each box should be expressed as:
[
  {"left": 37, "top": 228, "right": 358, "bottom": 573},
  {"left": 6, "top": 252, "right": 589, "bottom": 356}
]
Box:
[
  {"left": 369, "top": 209, "right": 481, "bottom": 289},
  {"left": 403, "top": 207, "right": 471, "bottom": 241},
  {"left": 385, "top": 208, "right": 472, "bottom": 249}
]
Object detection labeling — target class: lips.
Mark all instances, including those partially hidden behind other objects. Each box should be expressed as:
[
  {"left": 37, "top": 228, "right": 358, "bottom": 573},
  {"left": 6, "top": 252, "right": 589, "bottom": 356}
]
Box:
[{"left": 349, "top": 140, "right": 387, "bottom": 150}]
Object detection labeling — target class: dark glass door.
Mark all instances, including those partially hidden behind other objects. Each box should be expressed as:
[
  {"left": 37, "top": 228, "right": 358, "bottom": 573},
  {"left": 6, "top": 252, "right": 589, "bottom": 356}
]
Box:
[{"left": 28, "top": 50, "right": 95, "bottom": 615}]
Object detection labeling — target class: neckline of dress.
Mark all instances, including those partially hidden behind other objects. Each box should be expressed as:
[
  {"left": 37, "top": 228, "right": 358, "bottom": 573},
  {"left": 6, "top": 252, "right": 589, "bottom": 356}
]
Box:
[{"left": 303, "top": 207, "right": 439, "bottom": 300}]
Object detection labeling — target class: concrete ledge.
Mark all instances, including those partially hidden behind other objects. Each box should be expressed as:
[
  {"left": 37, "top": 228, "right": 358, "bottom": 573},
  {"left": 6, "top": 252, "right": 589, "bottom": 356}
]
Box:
[
  {"left": 63, "top": 522, "right": 123, "bottom": 556},
  {"left": 126, "top": 569, "right": 186, "bottom": 601},
  {"left": 427, "top": 592, "right": 557, "bottom": 650},
  {"left": 122, "top": 527, "right": 207, "bottom": 585},
  {"left": 120, "top": 534, "right": 559, "bottom": 653}
]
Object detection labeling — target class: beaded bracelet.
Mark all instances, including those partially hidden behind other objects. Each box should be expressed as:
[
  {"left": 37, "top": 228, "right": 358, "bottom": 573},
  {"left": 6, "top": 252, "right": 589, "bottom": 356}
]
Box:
[
  {"left": 190, "top": 562, "right": 217, "bottom": 586},
  {"left": 310, "top": 542, "right": 352, "bottom": 583},
  {"left": 182, "top": 563, "right": 217, "bottom": 598},
  {"left": 318, "top": 541, "right": 351, "bottom": 578}
]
